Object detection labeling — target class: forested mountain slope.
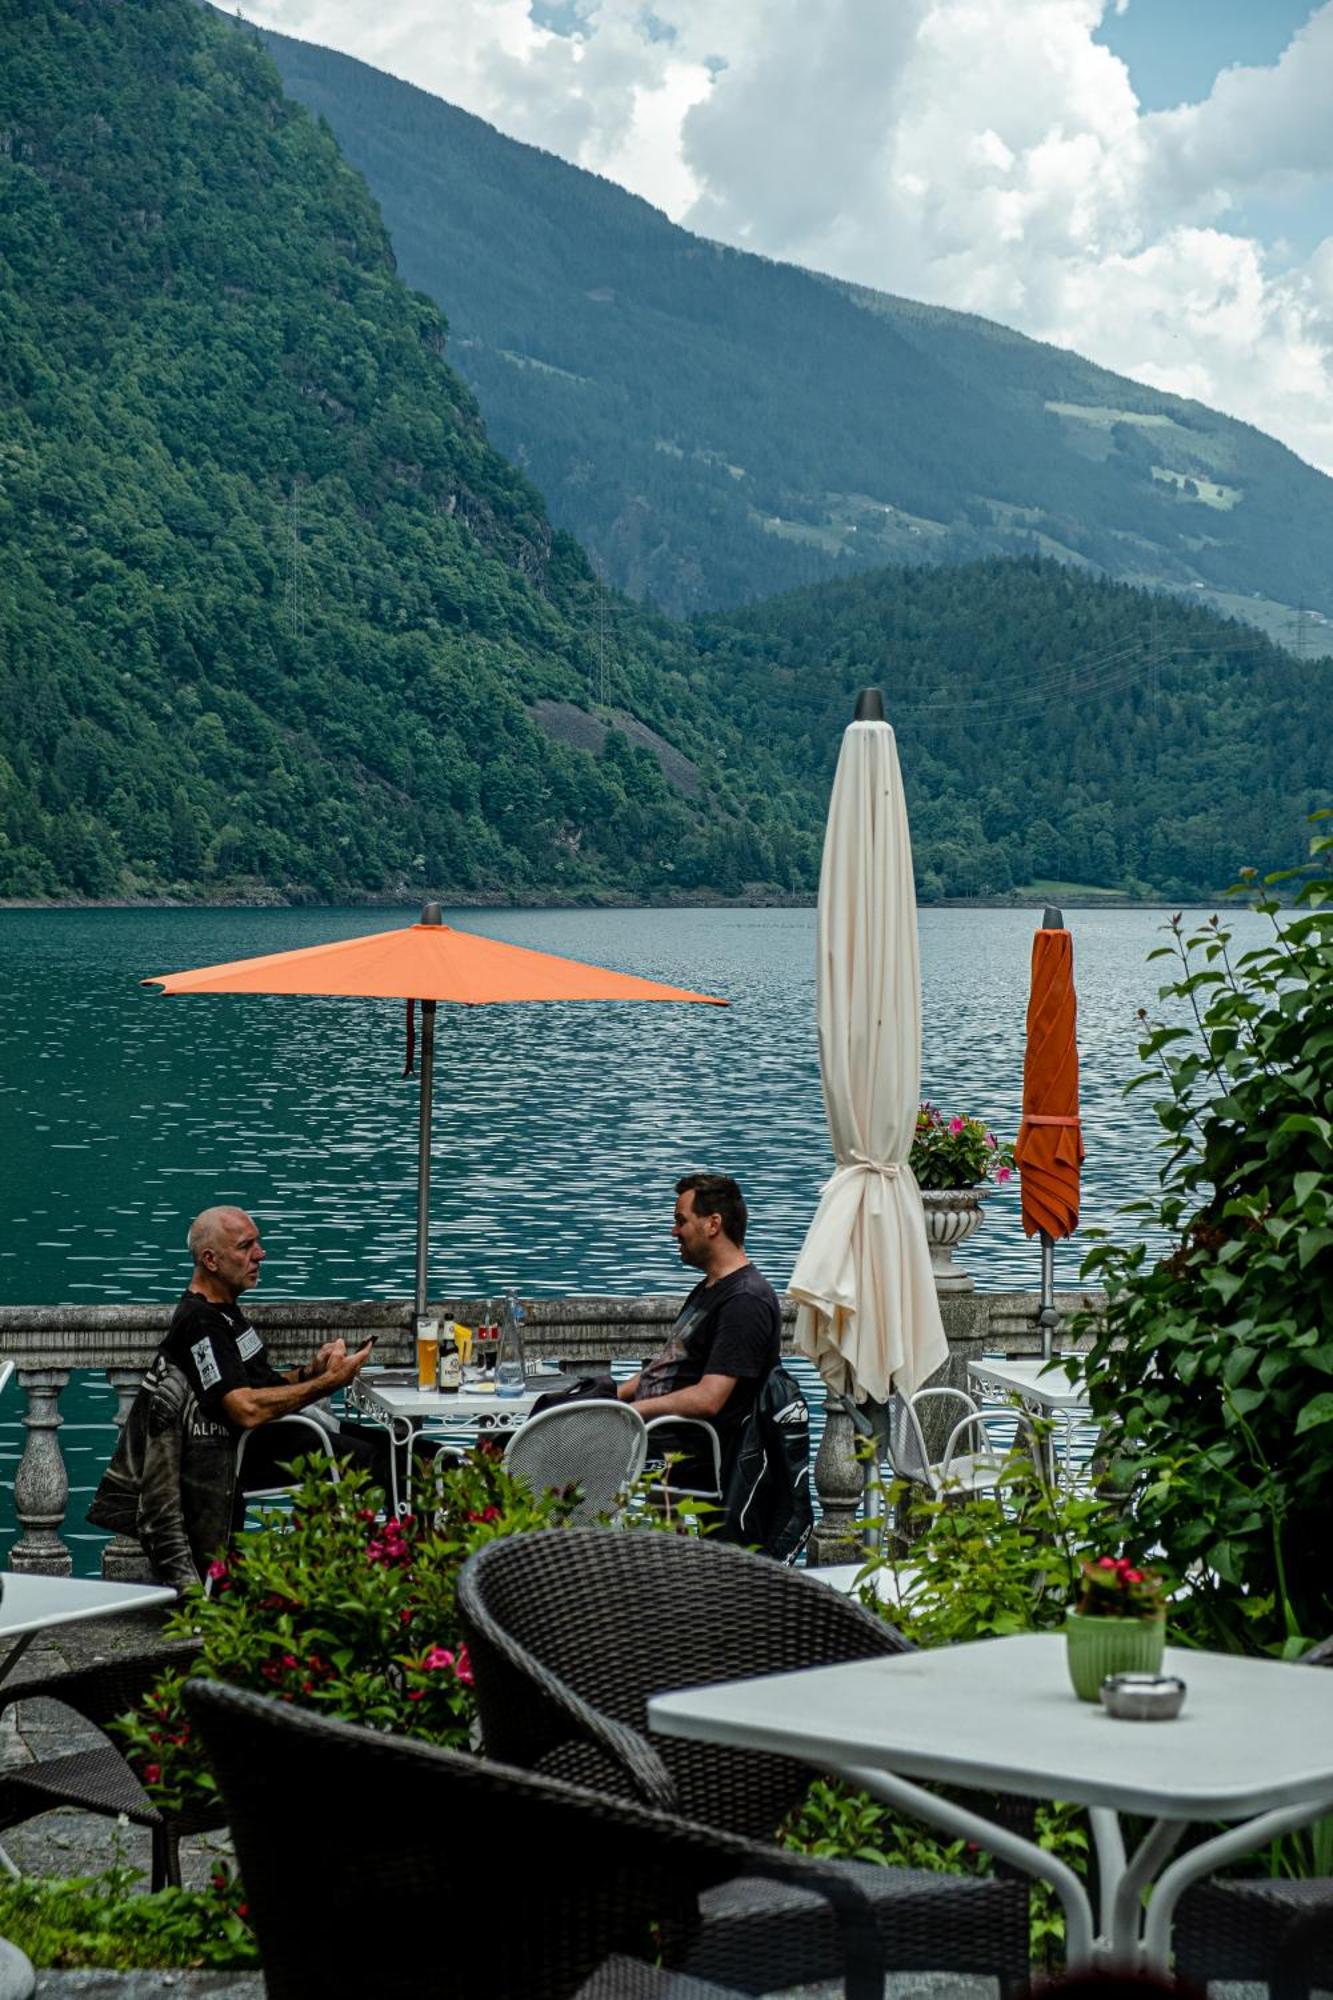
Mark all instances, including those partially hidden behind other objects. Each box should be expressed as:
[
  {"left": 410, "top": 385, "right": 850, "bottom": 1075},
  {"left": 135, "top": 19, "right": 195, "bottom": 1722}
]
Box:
[
  {"left": 0, "top": 0, "right": 806, "bottom": 903},
  {"left": 259, "top": 22, "right": 1333, "bottom": 624},
  {"left": 698, "top": 559, "right": 1331, "bottom": 901}
]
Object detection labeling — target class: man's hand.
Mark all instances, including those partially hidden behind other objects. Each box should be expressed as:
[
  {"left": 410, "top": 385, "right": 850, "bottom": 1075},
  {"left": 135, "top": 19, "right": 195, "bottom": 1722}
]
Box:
[
  {"left": 310, "top": 1338, "right": 349, "bottom": 1378},
  {"left": 224, "top": 1341, "right": 375, "bottom": 1430},
  {"left": 320, "top": 1340, "right": 373, "bottom": 1389}
]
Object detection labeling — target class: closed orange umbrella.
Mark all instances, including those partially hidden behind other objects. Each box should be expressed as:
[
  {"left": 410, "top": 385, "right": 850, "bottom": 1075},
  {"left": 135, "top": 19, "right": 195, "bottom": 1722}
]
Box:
[
  {"left": 145, "top": 904, "right": 725, "bottom": 1314},
  {"left": 1013, "top": 908, "right": 1083, "bottom": 1351}
]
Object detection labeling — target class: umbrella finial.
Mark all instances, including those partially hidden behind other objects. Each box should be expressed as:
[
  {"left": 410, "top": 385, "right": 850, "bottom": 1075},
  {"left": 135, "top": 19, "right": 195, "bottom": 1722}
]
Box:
[
  {"left": 420, "top": 902, "right": 443, "bottom": 926},
  {"left": 1042, "top": 905, "right": 1064, "bottom": 930},
  {"left": 853, "top": 688, "right": 885, "bottom": 723}
]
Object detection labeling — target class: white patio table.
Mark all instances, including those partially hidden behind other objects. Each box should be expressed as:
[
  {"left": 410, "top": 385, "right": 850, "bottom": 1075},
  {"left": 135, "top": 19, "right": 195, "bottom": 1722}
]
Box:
[
  {"left": 649, "top": 1630, "right": 1333, "bottom": 1974},
  {"left": 0, "top": 1573, "right": 175, "bottom": 1684},
  {"left": 969, "top": 1354, "right": 1092, "bottom": 1485},
  {"left": 346, "top": 1368, "right": 565, "bottom": 1512}
]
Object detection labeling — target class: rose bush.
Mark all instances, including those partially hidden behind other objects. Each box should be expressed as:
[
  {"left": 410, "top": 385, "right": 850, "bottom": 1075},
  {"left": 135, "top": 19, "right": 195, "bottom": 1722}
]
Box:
[{"left": 116, "top": 1444, "right": 573, "bottom": 1812}]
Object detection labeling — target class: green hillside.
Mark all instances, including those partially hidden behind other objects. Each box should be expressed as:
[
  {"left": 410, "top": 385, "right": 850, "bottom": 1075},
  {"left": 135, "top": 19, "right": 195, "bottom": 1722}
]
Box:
[
  {"left": 698, "top": 559, "right": 1331, "bottom": 900},
  {"left": 0, "top": 0, "right": 1326, "bottom": 911},
  {"left": 0, "top": 0, "right": 805, "bottom": 904},
  {"left": 258, "top": 23, "right": 1333, "bottom": 625}
]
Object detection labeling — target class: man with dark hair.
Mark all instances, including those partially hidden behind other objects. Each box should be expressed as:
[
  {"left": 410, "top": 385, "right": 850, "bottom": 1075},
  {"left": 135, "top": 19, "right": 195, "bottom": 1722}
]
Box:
[{"left": 618, "top": 1173, "right": 782, "bottom": 1486}]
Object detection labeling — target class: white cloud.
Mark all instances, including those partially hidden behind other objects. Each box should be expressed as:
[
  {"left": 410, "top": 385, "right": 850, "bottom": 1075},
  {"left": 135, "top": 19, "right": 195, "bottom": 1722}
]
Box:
[{"left": 244, "top": 0, "right": 1333, "bottom": 473}]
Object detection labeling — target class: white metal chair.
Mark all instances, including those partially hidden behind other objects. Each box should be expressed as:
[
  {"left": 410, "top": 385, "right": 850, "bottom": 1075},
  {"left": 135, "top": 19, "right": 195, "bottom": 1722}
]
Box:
[
  {"left": 504, "top": 1400, "right": 648, "bottom": 1523},
  {"left": 642, "top": 1415, "right": 724, "bottom": 1505},
  {"left": 235, "top": 1412, "right": 341, "bottom": 1503},
  {"left": 892, "top": 1387, "right": 1041, "bottom": 1500}
]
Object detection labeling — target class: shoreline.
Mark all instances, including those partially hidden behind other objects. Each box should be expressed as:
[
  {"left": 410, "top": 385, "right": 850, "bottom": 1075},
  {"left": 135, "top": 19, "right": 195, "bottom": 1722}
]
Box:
[{"left": 0, "top": 890, "right": 1228, "bottom": 915}]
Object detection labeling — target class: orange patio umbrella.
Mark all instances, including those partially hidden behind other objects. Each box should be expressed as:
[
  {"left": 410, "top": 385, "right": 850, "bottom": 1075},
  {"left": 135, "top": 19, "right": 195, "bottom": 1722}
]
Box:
[
  {"left": 144, "top": 903, "right": 726, "bottom": 1317},
  {"left": 1013, "top": 907, "right": 1083, "bottom": 1354}
]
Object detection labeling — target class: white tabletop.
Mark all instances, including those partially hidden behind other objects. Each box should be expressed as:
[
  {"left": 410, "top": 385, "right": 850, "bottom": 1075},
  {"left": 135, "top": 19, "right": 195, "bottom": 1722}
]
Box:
[
  {"left": 0, "top": 1573, "right": 175, "bottom": 1642},
  {"left": 649, "top": 1631, "right": 1333, "bottom": 1820},
  {"left": 351, "top": 1371, "right": 562, "bottom": 1424},
  {"left": 969, "top": 1355, "right": 1090, "bottom": 1410}
]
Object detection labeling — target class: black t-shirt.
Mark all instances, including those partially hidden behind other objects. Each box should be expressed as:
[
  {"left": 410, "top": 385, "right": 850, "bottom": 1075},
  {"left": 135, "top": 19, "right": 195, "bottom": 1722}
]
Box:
[
  {"left": 161, "top": 1290, "right": 286, "bottom": 1429},
  {"left": 633, "top": 1263, "right": 781, "bottom": 1442}
]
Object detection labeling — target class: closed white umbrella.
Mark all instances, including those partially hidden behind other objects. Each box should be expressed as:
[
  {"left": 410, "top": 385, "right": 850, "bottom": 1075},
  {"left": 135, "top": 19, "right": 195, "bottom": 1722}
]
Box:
[{"left": 789, "top": 690, "right": 946, "bottom": 1404}]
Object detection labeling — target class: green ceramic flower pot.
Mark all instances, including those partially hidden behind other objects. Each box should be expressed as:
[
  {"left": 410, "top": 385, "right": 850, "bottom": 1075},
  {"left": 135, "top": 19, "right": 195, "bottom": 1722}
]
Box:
[{"left": 1065, "top": 1609, "right": 1166, "bottom": 1701}]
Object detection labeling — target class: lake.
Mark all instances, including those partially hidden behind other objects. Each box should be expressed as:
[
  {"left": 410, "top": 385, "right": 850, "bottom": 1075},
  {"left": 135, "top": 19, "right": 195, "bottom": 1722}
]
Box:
[{"left": 0, "top": 900, "right": 1242, "bottom": 1567}]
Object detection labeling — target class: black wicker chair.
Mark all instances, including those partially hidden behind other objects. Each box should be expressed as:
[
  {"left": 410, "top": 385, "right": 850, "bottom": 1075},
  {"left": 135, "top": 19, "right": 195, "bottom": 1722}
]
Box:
[
  {"left": 456, "top": 1526, "right": 1032, "bottom": 1996},
  {"left": 1173, "top": 1637, "right": 1333, "bottom": 1996},
  {"left": 0, "top": 1639, "right": 222, "bottom": 1889},
  {"left": 183, "top": 1678, "right": 887, "bottom": 2000}
]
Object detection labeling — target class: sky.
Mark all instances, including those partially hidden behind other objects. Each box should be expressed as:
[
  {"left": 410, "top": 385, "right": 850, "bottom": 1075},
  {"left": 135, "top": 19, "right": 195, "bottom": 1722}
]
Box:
[{"left": 242, "top": 0, "right": 1333, "bottom": 474}]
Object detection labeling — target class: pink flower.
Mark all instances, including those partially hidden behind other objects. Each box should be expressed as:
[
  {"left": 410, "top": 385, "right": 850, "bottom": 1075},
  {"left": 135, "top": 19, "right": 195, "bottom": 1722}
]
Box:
[
  {"left": 206, "top": 1560, "right": 228, "bottom": 1582},
  {"left": 1097, "top": 1556, "right": 1118, "bottom": 1570},
  {"left": 421, "top": 1646, "right": 455, "bottom": 1672},
  {"left": 949, "top": 1117, "right": 965, "bottom": 1135},
  {"left": 455, "top": 1644, "right": 474, "bottom": 1688},
  {"left": 996, "top": 1166, "right": 1012, "bottom": 1184}
]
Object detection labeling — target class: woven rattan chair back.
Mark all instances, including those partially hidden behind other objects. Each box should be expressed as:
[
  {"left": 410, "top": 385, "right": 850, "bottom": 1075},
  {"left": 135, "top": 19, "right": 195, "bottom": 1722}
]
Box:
[
  {"left": 457, "top": 1527, "right": 909, "bottom": 1841},
  {"left": 504, "top": 1400, "right": 648, "bottom": 1522},
  {"left": 183, "top": 1678, "right": 884, "bottom": 2000}
]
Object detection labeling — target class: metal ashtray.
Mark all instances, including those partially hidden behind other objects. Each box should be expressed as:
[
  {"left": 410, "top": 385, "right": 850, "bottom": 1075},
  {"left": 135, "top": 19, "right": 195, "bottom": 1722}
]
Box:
[{"left": 1099, "top": 1672, "right": 1187, "bottom": 1720}]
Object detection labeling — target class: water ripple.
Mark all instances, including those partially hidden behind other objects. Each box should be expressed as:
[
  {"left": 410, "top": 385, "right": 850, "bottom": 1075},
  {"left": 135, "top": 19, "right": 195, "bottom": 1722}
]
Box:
[{"left": 0, "top": 903, "right": 1253, "bottom": 1306}]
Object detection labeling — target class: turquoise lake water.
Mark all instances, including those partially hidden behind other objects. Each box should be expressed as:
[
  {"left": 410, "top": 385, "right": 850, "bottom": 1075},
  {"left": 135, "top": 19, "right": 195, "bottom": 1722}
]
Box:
[{"left": 0, "top": 901, "right": 1247, "bottom": 1567}]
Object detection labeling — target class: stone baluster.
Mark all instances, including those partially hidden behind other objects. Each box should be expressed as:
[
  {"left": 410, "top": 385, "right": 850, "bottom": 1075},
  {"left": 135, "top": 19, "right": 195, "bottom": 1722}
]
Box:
[
  {"left": 807, "top": 1394, "right": 867, "bottom": 1566},
  {"left": 101, "top": 1368, "right": 153, "bottom": 1582},
  {"left": 11, "top": 1368, "right": 72, "bottom": 1575}
]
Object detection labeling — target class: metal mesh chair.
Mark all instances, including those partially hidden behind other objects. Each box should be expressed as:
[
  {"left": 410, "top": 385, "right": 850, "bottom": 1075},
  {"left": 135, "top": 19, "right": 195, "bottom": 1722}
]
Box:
[
  {"left": 0, "top": 1640, "right": 222, "bottom": 1889},
  {"left": 456, "top": 1526, "right": 1032, "bottom": 1995},
  {"left": 1173, "top": 1636, "right": 1333, "bottom": 1995},
  {"left": 504, "top": 1400, "right": 648, "bottom": 1523},
  {"left": 183, "top": 1677, "right": 886, "bottom": 2000}
]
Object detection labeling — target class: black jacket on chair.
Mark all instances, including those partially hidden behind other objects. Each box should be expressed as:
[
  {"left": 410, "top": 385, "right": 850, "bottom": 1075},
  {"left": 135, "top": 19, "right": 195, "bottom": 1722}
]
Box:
[
  {"left": 87, "top": 1353, "right": 236, "bottom": 1592},
  {"left": 717, "top": 1365, "right": 813, "bottom": 1563}
]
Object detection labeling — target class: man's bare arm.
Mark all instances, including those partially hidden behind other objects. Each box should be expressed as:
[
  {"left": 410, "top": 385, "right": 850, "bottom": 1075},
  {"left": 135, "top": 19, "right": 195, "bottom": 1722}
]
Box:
[
  {"left": 616, "top": 1372, "right": 641, "bottom": 1402},
  {"left": 630, "top": 1372, "right": 737, "bottom": 1423},
  {"left": 222, "top": 1342, "right": 373, "bottom": 1431}
]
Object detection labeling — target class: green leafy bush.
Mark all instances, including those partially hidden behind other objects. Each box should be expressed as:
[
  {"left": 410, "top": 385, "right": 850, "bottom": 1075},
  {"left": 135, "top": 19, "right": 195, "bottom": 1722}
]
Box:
[
  {"left": 0, "top": 1863, "right": 256, "bottom": 1971},
  {"left": 1077, "top": 820, "right": 1333, "bottom": 1654}
]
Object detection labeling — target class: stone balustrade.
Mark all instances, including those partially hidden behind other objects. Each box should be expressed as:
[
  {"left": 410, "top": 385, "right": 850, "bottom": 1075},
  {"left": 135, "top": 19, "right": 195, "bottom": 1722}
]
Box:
[{"left": 0, "top": 1288, "right": 1102, "bottom": 1575}]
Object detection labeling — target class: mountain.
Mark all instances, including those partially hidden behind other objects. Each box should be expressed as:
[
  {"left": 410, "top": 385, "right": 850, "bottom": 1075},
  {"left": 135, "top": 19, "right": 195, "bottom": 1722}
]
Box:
[
  {"left": 0, "top": 0, "right": 809, "bottom": 904},
  {"left": 0, "top": 0, "right": 1325, "bottom": 911},
  {"left": 256, "top": 25, "right": 1333, "bottom": 630}
]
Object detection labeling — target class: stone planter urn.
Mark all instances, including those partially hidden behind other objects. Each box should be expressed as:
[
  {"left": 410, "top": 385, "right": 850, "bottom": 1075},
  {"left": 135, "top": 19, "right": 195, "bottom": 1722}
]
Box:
[
  {"left": 1064, "top": 1610, "right": 1166, "bottom": 1701},
  {"left": 919, "top": 1188, "right": 986, "bottom": 1293}
]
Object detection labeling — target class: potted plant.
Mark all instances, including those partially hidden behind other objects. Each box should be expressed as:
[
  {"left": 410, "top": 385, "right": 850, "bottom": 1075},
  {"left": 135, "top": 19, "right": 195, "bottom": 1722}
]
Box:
[
  {"left": 910, "top": 1104, "right": 1014, "bottom": 1293},
  {"left": 1065, "top": 1555, "right": 1167, "bottom": 1699}
]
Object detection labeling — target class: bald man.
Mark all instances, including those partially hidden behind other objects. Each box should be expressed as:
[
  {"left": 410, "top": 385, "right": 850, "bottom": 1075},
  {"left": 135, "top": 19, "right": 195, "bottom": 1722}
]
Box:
[
  {"left": 166, "top": 1207, "right": 372, "bottom": 1435},
  {"left": 89, "top": 1206, "right": 384, "bottom": 1593}
]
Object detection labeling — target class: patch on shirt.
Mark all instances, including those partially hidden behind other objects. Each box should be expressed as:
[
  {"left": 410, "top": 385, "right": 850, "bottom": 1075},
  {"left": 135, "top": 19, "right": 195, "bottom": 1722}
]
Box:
[
  {"left": 191, "top": 1336, "right": 222, "bottom": 1391},
  {"left": 235, "top": 1328, "right": 263, "bottom": 1362}
]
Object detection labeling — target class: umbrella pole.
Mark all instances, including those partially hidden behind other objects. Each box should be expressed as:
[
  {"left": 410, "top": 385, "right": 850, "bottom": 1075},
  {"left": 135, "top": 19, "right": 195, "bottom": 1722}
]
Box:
[
  {"left": 1038, "top": 1229, "right": 1057, "bottom": 1358},
  {"left": 414, "top": 999, "right": 436, "bottom": 1323}
]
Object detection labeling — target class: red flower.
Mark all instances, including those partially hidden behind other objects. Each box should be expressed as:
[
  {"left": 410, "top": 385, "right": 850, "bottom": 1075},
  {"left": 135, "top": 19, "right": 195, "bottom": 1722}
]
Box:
[
  {"left": 143, "top": 1763, "right": 161, "bottom": 1785},
  {"left": 206, "top": 1560, "right": 228, "bottom": 1582},
  {"left": 421, "top": 1646, "right": 454, "bottom": 1672},
  {"left": 455, "top": 1644, "right": 474, "bottom": 1688},
  {"left": 1123, "top": 1568, "right": 1144, "bottom": 1585},
  {"left": 1097, "top": 1555, "right": 1117, "bottom": 1569},
  {"left": 236, "top": 1904, "right": 249, "bottom": 1920},
  {"left": 407, "top": 1689, "right": 425, "bottom": 1702}
]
